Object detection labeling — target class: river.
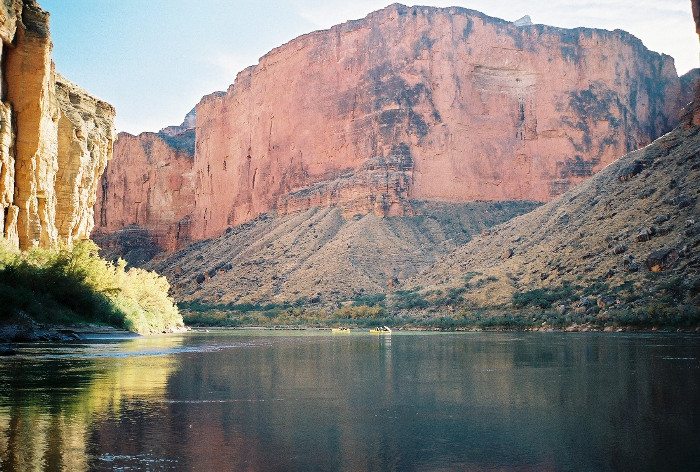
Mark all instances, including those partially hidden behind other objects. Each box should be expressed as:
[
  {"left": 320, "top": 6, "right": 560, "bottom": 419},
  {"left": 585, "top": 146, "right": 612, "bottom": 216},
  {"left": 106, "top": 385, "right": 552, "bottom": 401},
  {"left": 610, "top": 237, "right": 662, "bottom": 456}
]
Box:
[{"left": 0, "top": 330, "right": 698, "bottom": 471}]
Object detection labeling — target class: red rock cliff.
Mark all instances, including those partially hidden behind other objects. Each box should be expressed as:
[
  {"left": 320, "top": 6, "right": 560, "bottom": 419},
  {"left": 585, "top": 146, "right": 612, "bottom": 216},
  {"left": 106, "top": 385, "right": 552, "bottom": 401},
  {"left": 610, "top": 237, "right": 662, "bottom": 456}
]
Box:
[
  {"left": 0, "top": 0, "right": 115, "bottom": 250},
  {"left": 94, "top": 128, "right": 195, "bottom": 253},
  {"left": 189, "top": 3, "right": 681, "bottom": 241}
]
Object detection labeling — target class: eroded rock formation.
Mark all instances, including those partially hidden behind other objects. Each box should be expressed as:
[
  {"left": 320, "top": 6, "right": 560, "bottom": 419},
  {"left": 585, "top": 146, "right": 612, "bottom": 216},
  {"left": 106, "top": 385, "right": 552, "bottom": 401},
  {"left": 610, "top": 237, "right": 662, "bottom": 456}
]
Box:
[
  {"left": 54, "top": 76, "right": 116, "bottom": 247},
  {"left": 189, "top": 4, "right": 682, "bottom": 241},
  {"left": 280, "top": 153, "right": 414, "bottom": 219},
  {"left": 93, "top": 127, "right": 195, "bottom": 255},
  {"left": 95, "top": 4, "right": 684, "bottom": 252},
  {"left": 0, "top": 0, "right": 115, "bottom": 249}
]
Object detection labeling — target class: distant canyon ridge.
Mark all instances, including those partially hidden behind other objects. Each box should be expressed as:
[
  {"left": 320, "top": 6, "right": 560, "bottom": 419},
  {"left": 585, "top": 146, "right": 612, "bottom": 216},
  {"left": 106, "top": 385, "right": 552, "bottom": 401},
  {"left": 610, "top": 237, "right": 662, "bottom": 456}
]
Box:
[{"left": 95, "top": 3, "right": 690, "bottom": 255}]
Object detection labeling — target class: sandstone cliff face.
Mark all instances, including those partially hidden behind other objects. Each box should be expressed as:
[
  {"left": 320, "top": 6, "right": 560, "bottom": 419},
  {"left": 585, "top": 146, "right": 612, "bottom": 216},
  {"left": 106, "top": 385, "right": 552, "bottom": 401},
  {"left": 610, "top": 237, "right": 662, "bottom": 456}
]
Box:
[
  {"left": 55, "top": 76, "right": 116, "bottom": 246},
  {"left": 0, "top": 0, "right": 115, "bottom": 250},
  {"left": 190, "top": 3, "right": 682, "bottom": 241},
  {"left": 94, "top": 129, "right": 195, "bottom": 254},
  {"left": 3, "top": 0, "right": 58, "bottom": 249},
  {"left": 411, "top": 0, "right": 700, "bottom": 312}
]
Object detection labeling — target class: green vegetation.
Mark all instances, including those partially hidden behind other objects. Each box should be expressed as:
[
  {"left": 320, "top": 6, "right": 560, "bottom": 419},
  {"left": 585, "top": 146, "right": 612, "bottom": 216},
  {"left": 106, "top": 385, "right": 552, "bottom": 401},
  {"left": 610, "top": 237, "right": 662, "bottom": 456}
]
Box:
[
  {"left": 179, "top": 273, "right": 699, "bottom": 332},
  {"left": 421, "top": 287, "right": 467, "bottom": 307},
  {"left": 0, "top": 239, "right": 183, "bottom": 334},
  {"left": 462, "top": 271, "right": 482, "bottom": 285},
  {"left": 335, "top": 304, "right": 388, "bottom": 319},
  {"left": 511, "top": 282, "right": 578, "bottom": 309},
  {"left": 350, "top": 293, "right": 386, "bottom": 307},
  {"left": 391, "top": 288, "right": 430, "bottom": 310},
  {"left": 179, "top": 300, "right": 390, "bottom": 328},
  {"left": 179, "top": 297, "right": 700, "bottom": 331}
]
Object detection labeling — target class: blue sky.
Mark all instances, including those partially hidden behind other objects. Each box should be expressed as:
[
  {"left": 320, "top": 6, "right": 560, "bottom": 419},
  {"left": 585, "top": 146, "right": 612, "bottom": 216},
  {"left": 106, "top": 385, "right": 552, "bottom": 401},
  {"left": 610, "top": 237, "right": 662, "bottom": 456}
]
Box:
[{"left": 40, "top": 0, "right": 698, "bottom": 134}]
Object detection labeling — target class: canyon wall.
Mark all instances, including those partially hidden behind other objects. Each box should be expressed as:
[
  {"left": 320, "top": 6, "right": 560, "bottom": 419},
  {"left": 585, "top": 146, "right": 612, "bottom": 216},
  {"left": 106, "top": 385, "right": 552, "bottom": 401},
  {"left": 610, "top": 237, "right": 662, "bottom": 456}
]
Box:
[
  {"left": 189, "top": 3, "right": 681, "bottom": 241},
  {"left": 93, "top": 128, "right": 195, "bottom": 254},
  {"left": 680, "top": 68, "right": 700, "bottom": 109},
  {"left": 0, "top": 0, "right": 115, "bottom": 250},
  {"left": 94, "top": 3, "right": 684, "bottom": 251}
]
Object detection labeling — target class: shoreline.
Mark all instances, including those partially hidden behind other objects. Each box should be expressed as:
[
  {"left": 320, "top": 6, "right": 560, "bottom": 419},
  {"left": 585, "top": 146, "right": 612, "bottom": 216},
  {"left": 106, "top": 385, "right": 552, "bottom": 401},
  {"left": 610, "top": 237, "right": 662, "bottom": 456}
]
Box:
[
  {"left": 186, "top": 324, "right": 700, "bottom": 334},
  {"left": 2, "top": 321, "right": 698, "bottom": 348},
  {"left": 0, "top": 321, "right": 136, "bottom": 344}
]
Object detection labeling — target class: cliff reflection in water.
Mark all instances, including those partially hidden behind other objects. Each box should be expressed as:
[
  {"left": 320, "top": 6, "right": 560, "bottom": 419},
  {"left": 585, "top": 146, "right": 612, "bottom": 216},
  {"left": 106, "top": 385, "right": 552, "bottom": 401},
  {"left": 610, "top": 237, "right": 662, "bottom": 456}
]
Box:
[
  {"left": 0, "top": 336, "right": 181, "bottom": 471},
  {"left": 0, "top": 332, "right": 698, "bottom": 471}
]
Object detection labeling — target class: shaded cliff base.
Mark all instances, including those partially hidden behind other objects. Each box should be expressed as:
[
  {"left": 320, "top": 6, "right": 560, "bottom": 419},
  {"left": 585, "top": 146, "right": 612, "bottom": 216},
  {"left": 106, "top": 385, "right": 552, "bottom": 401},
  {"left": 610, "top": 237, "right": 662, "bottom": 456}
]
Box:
[
  {"left": 167, "top": 95, "right": 699, "bottom": 331},
  {"left": 100, "top": 200, "right": 539, "bottom": 271},
  {"left": 93, "top": 225, "right": 164, "bottom": 267}
]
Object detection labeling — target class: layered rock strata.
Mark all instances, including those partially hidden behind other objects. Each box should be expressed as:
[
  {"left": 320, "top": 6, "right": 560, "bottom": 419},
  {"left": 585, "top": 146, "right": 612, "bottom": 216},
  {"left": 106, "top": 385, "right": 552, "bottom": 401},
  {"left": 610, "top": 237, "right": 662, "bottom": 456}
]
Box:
[
  {"left": 93, "top": 128, "right": 195, "bottom": 255},
  {"left": 0, "top": 0, "right": 115, "bottom": 249},
  {"left": 189, "top": 3, "right": 682, "bottom": 241},
  {"left": 279, "top": 153, "right": 414, "bottom": 218},
  {"left": 95, "top": 3, "right": 684, "bottom": 253},
  {"left": 54, "top": 76, "right": 116, "bottom": 246}
]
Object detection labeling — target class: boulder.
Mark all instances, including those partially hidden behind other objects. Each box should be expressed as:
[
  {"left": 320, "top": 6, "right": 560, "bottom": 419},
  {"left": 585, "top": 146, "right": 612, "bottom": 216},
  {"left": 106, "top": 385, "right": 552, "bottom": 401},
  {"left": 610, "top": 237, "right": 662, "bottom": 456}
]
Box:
[
  {"left": 658, "top": 225, "right": 674, "bottom": 236},
  {"left": 387, "top": 276, "right": 400, "bottom": 289},
  {"left": 623, "top": 254, "right": 640, "bottom": 272},
  {"left": 645, "top": 248, "right": 680, "bottom": 272},
  {"left": 635, "top": 227, "right": 655, "bottom": 242},
  {"left": 578, "top": 297, "right": 593, "bottom": 308},
  {"left": 612, "top": 244, "right": 627, "bottom": 255},
  {"left": 597, "top": 296, "right": 616, "bottom": 309}
]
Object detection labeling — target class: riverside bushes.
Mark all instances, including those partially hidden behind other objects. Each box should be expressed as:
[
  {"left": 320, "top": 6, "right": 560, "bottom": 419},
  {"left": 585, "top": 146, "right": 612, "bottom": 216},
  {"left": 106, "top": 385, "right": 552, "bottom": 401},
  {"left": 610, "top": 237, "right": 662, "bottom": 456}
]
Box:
[
  {"left": 511, "top": 282, "right": 578, "bottom": 309},
  {"left": 0, "top": 239, "right": 183, "bottom": 334}
]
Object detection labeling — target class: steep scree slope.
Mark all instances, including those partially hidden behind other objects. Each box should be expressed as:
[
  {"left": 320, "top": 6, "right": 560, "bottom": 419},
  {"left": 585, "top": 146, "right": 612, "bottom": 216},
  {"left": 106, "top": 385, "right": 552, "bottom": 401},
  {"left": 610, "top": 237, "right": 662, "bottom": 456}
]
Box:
[{"left": 147, "top": 201, "right": 539, "bottom": 305}]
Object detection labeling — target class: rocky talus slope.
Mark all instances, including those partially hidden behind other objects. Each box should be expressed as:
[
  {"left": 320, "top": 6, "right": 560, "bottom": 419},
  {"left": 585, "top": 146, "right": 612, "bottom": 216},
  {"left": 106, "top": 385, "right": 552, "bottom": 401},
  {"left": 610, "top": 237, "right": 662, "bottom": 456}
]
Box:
[
  {"left": 402, "top": 93, "right": 699, "bottom": 324},
  {"left": 146, "top": 201, "right": 539, "bottom": 305},
  {"left": 0, "top": 0, "right": 115, "bottom": 250},
  {"left": 95, "top": 3, "right": 683, "bottom": 253}
]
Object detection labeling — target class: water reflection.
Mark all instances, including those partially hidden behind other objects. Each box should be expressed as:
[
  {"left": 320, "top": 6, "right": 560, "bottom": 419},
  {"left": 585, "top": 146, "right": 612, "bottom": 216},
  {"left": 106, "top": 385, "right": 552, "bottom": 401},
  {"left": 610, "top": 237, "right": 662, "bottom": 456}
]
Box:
[
  {"left": 0, "top": 336, "right": 182, "bottom": 470},
  {"left": 0, "top": 332, "right": 698, "bottom": 471}
]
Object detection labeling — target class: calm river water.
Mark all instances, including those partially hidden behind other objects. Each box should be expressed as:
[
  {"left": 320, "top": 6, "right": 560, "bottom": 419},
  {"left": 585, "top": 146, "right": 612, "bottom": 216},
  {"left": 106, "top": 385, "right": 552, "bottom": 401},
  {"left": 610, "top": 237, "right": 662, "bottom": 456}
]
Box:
[{"left": 0, "top": 330, "right": 698, "bottom": 471}]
